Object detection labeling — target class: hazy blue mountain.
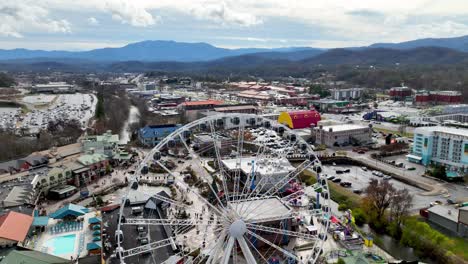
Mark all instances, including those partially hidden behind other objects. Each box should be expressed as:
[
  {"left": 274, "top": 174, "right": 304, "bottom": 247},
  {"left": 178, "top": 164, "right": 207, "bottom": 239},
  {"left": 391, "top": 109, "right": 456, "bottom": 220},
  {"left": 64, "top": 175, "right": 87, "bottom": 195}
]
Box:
[
  {"left": 369, "top": 35, "right": 468, "bottom": 52},
  {"left": 0, "top": 40, "right": 323, "bottom": 62},
  {"left": 302, "top": 47, "right": 468, "bottom": 66}
]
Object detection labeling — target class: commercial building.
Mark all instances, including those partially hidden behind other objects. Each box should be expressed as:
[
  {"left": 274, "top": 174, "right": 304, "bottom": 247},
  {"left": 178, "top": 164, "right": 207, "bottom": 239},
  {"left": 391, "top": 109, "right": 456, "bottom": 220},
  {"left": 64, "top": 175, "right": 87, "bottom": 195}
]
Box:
[
  {"left": 415, "top": 91, "right": 462, "bottom": 106},
  {"left": 389, "top": 86, "right": 412, "bottom": 101},
  {"left": 213, "top": 104, "right": 259, "bottom": 115},
  {"left": 330, "top": 88, "right": 365, "bottom": 100},
  {"left": 275, "top": 95, "right": 319, "bottom": 106},
  {"left": 193, "top": 133, "right": 233, "bottom": 156},
  {"left": 81, "top": 131, "right": 120, "bottom": 158},
  {"left": 32, "top": 165, "right": 74, "bottom": 196},
  {"left": 237, "top": 90, "right": 272, "bottom": 103},
  {"left": 0, "top": 154, "right": 48, "bottom": 174},
  {"left": 309, "top": 99, "right": 350, "bottom": 112},
  {"left": 31, "top": 82, "right": 76, "bottom": 94},
  {"left": 408, "top": 126, "right": 468, "bottom": 173},
  {"left": 178, "top": 100, "right": 223, "bottom": 122},
  {"left": 439, "top": 104, "right": 468, "bottom": 115},
  {"left": 313, "top": 124, "right": 372, "bottom": 147},
  {"left": 423, "top": 205, "right": 468, "bottom": 237},
  {"left": 278, "top": 110, "right": 321, "bottom": 129},
  {"left": 138, "top": 124, "right": 181, "bottom": 147}
]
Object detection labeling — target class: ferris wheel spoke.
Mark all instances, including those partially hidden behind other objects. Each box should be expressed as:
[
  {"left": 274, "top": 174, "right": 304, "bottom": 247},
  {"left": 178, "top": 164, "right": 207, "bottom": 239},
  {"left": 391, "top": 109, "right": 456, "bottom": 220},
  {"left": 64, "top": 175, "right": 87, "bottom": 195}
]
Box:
[
  {"left": 221, "top": 236, "right": 236, "bottom": 264},
  {"left": 178, "top": 132, "right": 229, "bottom": 211},
  {"left": 206, "top": 231, "right": 228, "bottom": 264},
  {"left": 238, "top": 142, "right": 268, "bottom": 208},
  {"left": 121, "top": 218, "right": 222, "bottom": 227},
  {"left": 155, "top": 160, "right": 228, "bottom": 219},
  {"left": 246, "top": 223, "right": 317, "bottom": 241},
  {"left": 237, "top": 236, "right": 257, "bottom": 264},
  {"left": 246, "top": 230, "right": 302, "bottom": 264},
  {"left": 233, "top": 118, "right": 245, "bottom": 203},
  {"left": 208, "top": 119, "right": 231, "bottom": 200},
  {"left": 245, "top": 233, "right": 268, "bottom": 263},
  {"left": 121, "top": 237, "right": 177, "bottom": 259}
]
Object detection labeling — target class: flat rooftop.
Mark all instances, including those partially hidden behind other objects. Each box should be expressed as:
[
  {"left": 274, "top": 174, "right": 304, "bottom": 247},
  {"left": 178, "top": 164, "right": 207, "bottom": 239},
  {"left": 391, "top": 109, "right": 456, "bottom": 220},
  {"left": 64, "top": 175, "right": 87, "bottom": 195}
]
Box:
[
  {"left": 414, "top": 126, "right": 468, "bottom": 137},
  {"left": 230, "top": 197, "right": 291, "bottom": 222},
  {"left": 427, "top": 205, "right": 459, "bottom": 223},
  {"left": 316, "top": 124, "right": 368, "bottom": 132},
  {"left": 222, "top": 157, "right": 294, "bottom": 176}
]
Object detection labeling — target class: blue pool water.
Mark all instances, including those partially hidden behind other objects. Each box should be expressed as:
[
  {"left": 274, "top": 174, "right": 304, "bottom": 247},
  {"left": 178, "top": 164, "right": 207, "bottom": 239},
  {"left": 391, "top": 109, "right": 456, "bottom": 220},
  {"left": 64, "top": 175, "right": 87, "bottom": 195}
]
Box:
[{"left": 47, "top": 234, "right": 76, "bottom": 255}]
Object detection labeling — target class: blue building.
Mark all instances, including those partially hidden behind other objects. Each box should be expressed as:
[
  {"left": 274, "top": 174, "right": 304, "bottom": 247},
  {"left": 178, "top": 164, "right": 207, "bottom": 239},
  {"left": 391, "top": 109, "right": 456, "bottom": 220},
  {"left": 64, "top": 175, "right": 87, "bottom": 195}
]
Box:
[
  {"left": 138, "top": 124, "right": 181, "bottom": 147},
  {"left": 408, "top": 126, "right": 468, "bottom": 173}
]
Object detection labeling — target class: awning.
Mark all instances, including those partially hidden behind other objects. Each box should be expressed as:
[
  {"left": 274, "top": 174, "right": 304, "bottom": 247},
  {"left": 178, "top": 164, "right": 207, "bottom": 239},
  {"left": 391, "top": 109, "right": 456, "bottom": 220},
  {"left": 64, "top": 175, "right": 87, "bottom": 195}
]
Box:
[
  {"left": 88, "top": 217, "right": 102, "bottom": 224},
  {"left": 92, "top": 224, "right": 101, "bottom": 230},
  {"left": 32, "top": 216, "right": 49, "bottom": 227},
  {"left": 93, "top": 230, "right": 101, "bottom": 236},
  {"left": 86, "top": 241, "right": 102, "bottom": 250},
  {"left": 73, "top": 167, "right": 90, "bottom": 174},
  {"left": 406, "top": 154, "right": 422, "bottom": 161}
]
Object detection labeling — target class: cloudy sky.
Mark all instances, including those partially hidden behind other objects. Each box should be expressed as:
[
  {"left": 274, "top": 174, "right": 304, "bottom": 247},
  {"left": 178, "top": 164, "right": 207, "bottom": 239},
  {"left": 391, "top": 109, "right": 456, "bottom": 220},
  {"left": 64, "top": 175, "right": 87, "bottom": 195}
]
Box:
[{"left": 1, "top": 0, "right": 468, "bottom": 50}]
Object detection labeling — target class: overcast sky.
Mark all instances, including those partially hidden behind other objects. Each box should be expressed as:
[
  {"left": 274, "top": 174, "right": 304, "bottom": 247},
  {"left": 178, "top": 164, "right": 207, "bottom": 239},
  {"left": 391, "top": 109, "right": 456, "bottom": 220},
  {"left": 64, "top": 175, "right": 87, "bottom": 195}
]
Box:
[{"left": 1, "top": 0, "right": 468, "bottom": 50}]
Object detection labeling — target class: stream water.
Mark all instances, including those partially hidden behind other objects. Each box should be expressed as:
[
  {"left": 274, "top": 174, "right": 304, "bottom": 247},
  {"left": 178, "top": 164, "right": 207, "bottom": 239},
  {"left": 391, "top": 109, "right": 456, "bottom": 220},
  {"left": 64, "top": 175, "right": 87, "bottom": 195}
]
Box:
[
  {"left": 119, "top": 105, "right": 140, "bottom": 144},
  {"left": 360, "top": 224, "right": 435, "bottom": 263}
]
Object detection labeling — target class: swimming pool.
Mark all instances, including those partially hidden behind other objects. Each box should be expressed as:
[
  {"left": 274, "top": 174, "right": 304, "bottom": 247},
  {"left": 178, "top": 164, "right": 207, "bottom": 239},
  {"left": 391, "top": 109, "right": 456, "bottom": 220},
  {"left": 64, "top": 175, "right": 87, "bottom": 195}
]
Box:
[{"left": 46, "top": 234, "right": 76, "bottom": 255}]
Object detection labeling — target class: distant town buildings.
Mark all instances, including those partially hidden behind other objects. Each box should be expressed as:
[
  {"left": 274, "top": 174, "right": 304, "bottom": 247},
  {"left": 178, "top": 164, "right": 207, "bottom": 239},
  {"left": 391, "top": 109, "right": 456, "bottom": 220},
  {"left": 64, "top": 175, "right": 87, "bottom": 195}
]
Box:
[
  {"left": 178, "top": 100, "right": 223, "bottom": 122},
  {"left": 415, "top": 91, "right": 462, "bottom": 105},
  {"left": 31, "top": 82, "right": 76, "bottom": 94},
  {"left": 389, "top": 86, "right": 412, "bottom": 101},
  {"left": 408, "top": 126, "right": 468, "bottom": 173},
  {"left": 330, "top": 88, "right": 364, "bottom": 100}
]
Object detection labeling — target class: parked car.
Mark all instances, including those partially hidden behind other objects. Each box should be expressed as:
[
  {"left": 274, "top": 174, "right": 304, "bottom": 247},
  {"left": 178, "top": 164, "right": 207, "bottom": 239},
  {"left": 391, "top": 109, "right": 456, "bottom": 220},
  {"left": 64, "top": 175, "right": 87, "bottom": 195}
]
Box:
[
  {"left": 340, "top": 182, "right": 352, "bottom": 188},
  {"left": 326, "top": 175, "right": 335, "bottom": 180},
  {"left": 353, "top": 189, "right": 363, "bottom": 194},
  {"left": 332, "top": 178, "right": 342, "bottom": 183}
]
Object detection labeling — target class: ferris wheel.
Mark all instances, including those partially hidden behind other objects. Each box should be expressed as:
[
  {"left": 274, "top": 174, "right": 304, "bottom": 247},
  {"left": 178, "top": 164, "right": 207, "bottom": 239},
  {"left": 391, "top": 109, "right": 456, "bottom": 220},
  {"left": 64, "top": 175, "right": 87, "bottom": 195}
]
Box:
[{"left": 114, "top": 113, "right": 331, "bottom": 264}]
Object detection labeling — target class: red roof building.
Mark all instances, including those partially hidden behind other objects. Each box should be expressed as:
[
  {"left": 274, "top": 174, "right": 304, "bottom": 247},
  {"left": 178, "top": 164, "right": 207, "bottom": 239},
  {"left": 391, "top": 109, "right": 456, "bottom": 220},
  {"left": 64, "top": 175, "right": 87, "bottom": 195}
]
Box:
[
  {"left": 179, "top": 100, "right": 223, "bottom": 107},
  {"left": 0, "top": 211, "right": 33, "bottom": 246},
  {"left": 278, "top": 110, "right": 321, "bottom": 129}
]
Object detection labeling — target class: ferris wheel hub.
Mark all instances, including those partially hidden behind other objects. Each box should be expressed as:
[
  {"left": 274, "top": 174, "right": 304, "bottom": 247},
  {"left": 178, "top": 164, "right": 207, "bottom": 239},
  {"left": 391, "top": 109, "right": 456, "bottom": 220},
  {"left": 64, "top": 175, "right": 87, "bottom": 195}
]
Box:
[{"left": 229, "top": 219, "right": 247, "bottom": 238}]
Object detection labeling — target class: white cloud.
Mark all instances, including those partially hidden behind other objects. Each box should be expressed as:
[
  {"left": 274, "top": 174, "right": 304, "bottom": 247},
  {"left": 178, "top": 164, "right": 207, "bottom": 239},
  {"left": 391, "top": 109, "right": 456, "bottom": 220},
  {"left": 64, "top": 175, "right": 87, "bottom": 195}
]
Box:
[
  {"left": 1, "top": 0, "right": 468, "bottom": 48},
  {"left": 189, "top": 1, "right": 262, "bottom": 27},
  {"left": 104, "top": 0, "right": 159, "bottom": 27},
  {"left": 87, "top": 17, "right": 100, "bottom": 26},
  {"left": 0, "top": 1, "right": 71, "bottom": 38}
]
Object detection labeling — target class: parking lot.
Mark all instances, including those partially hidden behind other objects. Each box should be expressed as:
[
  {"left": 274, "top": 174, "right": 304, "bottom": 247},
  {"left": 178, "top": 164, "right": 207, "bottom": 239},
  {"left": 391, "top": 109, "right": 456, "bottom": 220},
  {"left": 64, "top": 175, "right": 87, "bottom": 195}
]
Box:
[{"left": 322, "top": 164, "right": 438, "bottom": 210}]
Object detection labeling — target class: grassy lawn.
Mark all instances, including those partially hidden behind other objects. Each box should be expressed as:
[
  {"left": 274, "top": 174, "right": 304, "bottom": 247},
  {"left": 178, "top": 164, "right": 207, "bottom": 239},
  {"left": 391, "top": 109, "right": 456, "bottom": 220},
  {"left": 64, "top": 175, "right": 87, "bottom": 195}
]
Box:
[{"left": 452, "top": 237, "right": 468, "bottom": 261}]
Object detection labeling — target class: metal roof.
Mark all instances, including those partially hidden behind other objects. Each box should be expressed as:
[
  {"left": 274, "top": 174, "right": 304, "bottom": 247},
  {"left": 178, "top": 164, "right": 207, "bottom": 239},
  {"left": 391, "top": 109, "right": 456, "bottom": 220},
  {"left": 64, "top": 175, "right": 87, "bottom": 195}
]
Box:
[{"left": 0, "top": 211, "right": 33, "bottom": 242}]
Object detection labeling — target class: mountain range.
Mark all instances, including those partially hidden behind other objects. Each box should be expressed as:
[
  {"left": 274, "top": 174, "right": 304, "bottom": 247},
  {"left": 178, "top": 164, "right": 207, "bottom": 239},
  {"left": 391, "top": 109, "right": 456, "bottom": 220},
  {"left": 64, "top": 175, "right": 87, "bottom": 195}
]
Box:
[
  {"left": 1, "top": 35, "right": 468, "bottom": 63},
  {"left": 1, "top": 35, "right": 468, "bottom": 73},
  {"left": 0, "top": 40, "right": 322, "bottom": 62}
]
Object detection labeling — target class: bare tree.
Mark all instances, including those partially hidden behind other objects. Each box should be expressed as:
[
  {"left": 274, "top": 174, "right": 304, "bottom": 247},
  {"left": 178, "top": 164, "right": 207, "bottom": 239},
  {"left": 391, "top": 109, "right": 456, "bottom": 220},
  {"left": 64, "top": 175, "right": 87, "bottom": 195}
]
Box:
[
  {"left": 364, "top": 179, "right": 396, "bottom": 221},
  {"left": 390, "top": 188, "right": 413, "bottom": 228}
]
